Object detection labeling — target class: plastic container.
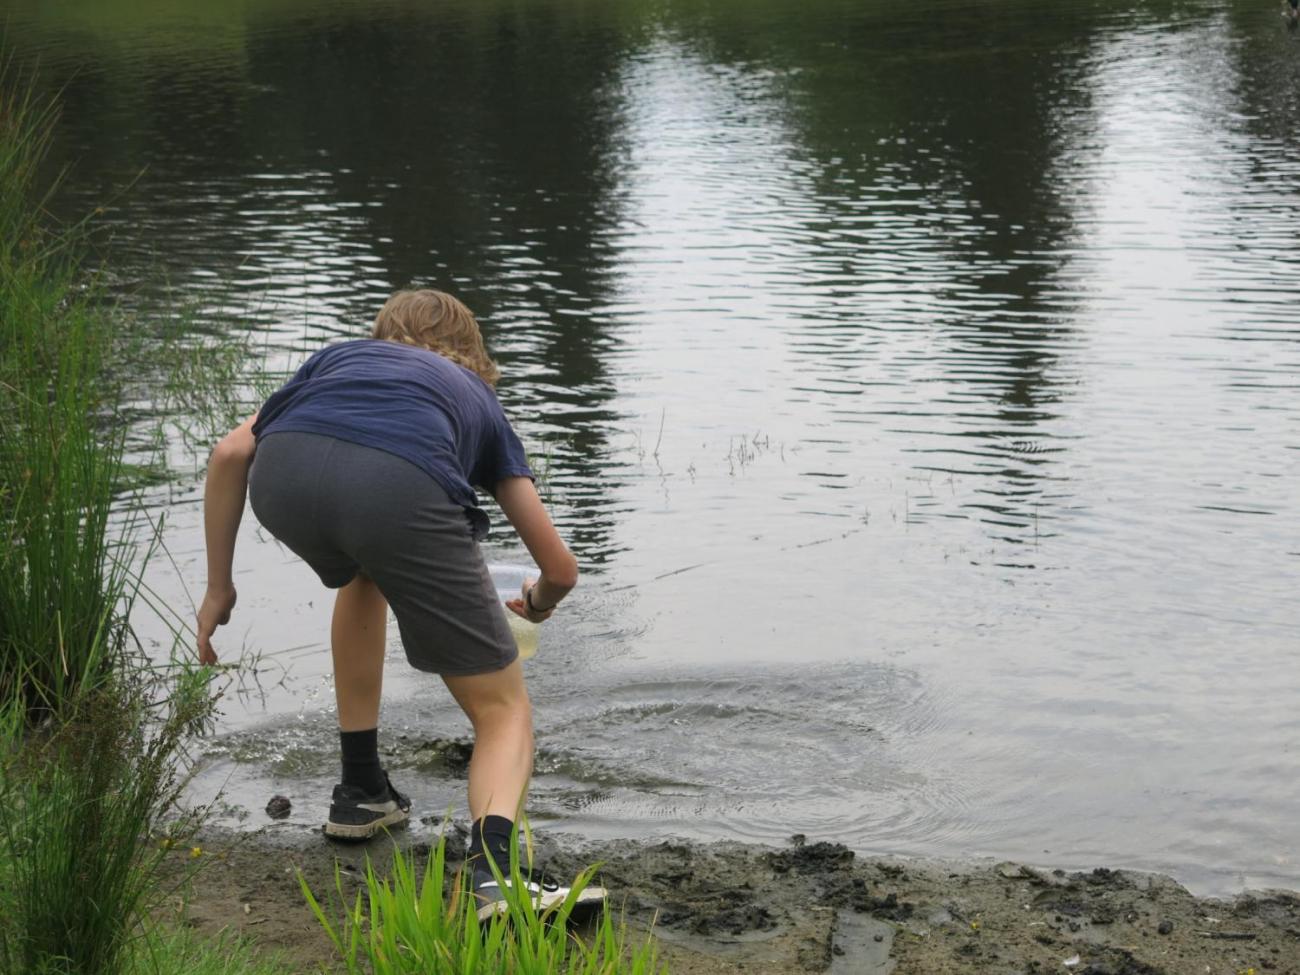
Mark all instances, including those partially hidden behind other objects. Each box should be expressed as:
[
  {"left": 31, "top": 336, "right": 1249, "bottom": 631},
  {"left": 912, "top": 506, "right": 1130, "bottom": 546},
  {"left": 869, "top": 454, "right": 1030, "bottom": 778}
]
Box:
[
  {"left": 487, "top": 563, "right": 540, "bottom": 661},
  {"left": 504, "top": 613, "right": 539, "bottom": 661}
]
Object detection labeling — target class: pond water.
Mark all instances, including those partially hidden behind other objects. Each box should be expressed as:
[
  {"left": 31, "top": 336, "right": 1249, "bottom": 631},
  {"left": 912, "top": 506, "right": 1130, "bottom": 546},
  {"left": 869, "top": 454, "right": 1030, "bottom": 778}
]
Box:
[{"left": 5, "top": 0, "right": 1299, "bottom": 896}]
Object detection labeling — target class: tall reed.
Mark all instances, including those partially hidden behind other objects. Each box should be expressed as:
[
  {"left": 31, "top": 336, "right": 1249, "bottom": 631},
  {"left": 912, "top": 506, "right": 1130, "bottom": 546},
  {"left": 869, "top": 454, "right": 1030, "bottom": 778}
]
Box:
[
  {"left": 0, "top": 56, "right": 223, "bottom": 975},
  {"left": 0, "top": 58, "right": 131, "bottom": 719}
]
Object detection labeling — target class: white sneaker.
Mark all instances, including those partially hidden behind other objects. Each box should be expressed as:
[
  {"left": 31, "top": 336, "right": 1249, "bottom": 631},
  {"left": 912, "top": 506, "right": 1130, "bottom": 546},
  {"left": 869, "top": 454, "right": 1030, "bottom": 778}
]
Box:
[{"left": 471, "top": 864, "right": 608, "bottom": 922}]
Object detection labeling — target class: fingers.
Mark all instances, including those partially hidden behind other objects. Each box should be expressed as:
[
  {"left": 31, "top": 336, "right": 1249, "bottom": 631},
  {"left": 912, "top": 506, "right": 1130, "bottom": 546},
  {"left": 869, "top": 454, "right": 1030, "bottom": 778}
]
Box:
[
  {"left": 196, "top": 588, "right": 236, "bottom": 665},
  {"left": 197, "top": 628, "right": 218, "bottom": 666},
  {"left": 197, "top": 611, "right": 221, "bottom": 665},
  {"left": 506, "top": 594, "right": 553, "bottom": 624}
]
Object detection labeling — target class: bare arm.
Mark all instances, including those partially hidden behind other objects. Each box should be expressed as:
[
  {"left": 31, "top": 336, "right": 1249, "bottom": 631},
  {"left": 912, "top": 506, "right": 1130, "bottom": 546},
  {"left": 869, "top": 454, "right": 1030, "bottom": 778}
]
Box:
[
  {"left": 197, "top": 415, "right": 257, "bottom": 663},
  {"left": 493, "top": 476, "right": 578, "bottom": 622}
]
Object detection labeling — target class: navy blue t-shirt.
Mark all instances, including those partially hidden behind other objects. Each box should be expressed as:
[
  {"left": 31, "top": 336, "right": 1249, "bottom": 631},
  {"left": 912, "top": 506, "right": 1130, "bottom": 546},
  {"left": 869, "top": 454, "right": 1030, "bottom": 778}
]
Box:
[{"left": 252, "top": 340, "right": 533, "bottom": 538}]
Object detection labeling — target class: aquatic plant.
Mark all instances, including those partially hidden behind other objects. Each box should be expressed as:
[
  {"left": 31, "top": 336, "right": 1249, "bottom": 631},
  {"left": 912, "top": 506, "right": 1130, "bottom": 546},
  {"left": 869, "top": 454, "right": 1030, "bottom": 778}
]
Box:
[{"left": 145, "top": 299, "right": 290, "bottom": 463}]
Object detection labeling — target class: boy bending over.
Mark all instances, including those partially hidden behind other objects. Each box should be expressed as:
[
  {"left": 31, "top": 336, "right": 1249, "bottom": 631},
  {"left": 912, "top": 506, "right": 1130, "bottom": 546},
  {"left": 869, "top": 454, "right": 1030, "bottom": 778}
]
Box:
[{"left": 197, "top": 289, "right": 602, "bottom": 916}]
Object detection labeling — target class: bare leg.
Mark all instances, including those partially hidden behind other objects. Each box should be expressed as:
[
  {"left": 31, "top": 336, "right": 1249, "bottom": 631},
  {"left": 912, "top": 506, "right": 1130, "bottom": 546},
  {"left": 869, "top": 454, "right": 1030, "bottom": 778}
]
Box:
[
  {"left": 331, "top": 574, "right": 388, "bottom": 732},
  {"left": 442, "top": 661, "right": 533, "bottom": 820}
]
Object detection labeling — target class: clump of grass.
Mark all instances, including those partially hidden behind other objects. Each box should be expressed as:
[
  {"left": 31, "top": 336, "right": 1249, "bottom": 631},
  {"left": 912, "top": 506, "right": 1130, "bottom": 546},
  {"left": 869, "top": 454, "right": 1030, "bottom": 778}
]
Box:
[
  {"left": 301, "top": 827, "right": 664, "bottom": 975},
  {"left": 0, "top": 282, "right": 133, "bottom": 717},
  {"left": 0, "top": 55, "right": 135, "bottom": 719},
  {"left": 0, "top": 53, "right": 234, "bottom": 975},
  {"left": 0, "top": 668, "right": 216, "bottom": 975}
]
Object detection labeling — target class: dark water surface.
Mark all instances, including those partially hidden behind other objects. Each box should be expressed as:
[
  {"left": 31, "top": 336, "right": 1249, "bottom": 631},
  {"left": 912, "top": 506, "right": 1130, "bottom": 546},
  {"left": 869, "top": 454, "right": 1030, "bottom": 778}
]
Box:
[{"left": 5, "top": 0, "right": 1299, "bottom": 895}]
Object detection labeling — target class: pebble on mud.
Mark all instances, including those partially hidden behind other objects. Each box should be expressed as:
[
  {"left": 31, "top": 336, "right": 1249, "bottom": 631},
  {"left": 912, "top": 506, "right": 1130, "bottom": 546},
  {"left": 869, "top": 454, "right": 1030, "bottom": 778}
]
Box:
[
  {"left": 265, "top": 795, "right": 292, "bottom": 819},
  {"left": 1157, "top": 919, "right": 1174, "bottom": 935}
]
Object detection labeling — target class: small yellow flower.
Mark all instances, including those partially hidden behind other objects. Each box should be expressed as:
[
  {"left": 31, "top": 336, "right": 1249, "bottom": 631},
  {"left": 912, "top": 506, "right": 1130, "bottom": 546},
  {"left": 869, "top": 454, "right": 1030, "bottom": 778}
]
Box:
[
  {"left": 189, "top": 846, "right": 203, "bottom": 859},
  {"left": 159, "top": 838, "right": 174, "bottom": 850},
  {"left": 970, "top": 920, "right": 980, "bottom": 931}
]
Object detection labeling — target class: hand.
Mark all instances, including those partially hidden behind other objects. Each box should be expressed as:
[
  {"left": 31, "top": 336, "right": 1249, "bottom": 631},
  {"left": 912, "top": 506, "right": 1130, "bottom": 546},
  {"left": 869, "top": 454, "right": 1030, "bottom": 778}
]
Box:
[
  {"left": 506, "top": 578, "right": 554, "bottom": 624},
  {"left": 197, "top": 585, "right": 237, "bottom": 665}
]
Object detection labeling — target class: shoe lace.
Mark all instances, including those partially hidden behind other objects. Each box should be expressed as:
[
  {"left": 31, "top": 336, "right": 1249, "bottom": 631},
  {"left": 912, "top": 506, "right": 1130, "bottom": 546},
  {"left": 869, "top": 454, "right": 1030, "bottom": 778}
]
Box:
[
  {"left": 475, "top": 865, "right": 562, "bottom": 893},
  {"left": 525, "top": 868, "right": 562, "bottom": 892}
]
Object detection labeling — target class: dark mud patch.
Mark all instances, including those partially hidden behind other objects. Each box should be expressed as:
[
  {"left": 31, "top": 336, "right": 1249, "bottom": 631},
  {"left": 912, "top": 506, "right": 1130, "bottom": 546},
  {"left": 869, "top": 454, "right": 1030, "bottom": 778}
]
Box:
[
  {"left": 403, "top": 736, "right": 475, "bottom": 776},
  {"left": 163, "top": 827, "right": 1300, "bottom": 975},
  {"left": 767, "top": 837, "right": 857, "bottom": 874}
]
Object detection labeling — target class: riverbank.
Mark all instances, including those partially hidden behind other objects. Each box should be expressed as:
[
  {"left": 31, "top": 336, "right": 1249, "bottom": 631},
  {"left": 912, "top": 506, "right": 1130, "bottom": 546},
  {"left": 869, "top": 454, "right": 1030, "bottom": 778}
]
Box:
[{"left": 170, "top": 825, "right": 1300, "bottom": 974}]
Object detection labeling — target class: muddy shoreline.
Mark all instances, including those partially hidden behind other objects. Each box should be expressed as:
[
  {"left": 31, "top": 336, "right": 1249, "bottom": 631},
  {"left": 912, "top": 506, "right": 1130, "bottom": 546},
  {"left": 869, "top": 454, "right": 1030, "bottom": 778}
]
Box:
[{"left": 169, "top": 822, "right": 1300, "bottom": 974}]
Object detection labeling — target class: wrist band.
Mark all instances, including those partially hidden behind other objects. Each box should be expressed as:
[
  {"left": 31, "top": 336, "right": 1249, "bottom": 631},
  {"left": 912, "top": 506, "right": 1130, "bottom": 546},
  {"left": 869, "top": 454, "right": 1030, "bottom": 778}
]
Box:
[{"left": 526, "top": 586, "right": 557, "bottom": 614}]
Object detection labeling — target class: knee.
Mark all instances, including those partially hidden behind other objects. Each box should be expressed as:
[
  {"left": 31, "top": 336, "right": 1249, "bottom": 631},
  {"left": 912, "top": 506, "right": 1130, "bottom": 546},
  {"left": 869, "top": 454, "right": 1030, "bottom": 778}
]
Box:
[
  {"left": 462, "top": 692, "right": 532, "bottom": 734},
  {"left": 472, "top": 695, "right": 532, "bottom": 729}
]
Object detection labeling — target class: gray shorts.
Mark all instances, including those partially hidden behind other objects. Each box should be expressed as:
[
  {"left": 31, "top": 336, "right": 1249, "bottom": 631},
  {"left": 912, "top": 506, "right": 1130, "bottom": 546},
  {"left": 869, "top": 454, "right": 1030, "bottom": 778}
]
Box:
[{"left": 248, "top": 432, "right": 518, "bottom": 676}]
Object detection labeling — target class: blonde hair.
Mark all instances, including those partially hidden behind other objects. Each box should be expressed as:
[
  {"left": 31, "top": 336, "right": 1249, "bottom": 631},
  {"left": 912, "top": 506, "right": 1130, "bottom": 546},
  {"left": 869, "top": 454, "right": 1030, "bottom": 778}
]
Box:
[{"left": 372, "top": 289, "right": 501, "bottom": 386}]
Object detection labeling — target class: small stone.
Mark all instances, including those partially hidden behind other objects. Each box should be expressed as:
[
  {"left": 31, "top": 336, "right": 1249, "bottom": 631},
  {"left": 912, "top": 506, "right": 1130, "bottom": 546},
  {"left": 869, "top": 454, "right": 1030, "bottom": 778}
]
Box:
[
  {"left": 265, "top": 795, "right": 292, "bottom": 819},
  {"left": 1157, "top": 919, "right": 1174, "bottom": 935},
  {"left": 873, "top": 934, "right": 884, "bottom": 943}
]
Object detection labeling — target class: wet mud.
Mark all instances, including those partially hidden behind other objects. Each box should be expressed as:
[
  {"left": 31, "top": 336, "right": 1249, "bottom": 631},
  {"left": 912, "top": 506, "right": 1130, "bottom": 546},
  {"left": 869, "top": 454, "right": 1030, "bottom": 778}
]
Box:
[{"left": 167, "top": 825, "right": 1300, "bottom": 974}]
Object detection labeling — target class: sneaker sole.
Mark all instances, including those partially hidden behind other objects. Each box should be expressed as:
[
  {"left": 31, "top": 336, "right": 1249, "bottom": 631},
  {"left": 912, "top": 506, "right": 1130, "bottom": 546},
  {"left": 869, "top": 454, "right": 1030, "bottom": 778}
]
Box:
[
  {"left": 323, "top": 807, "right": 410, "bottom": 841},
  {"left": 475, "top": 885, "right": 608, "bottom": 923}
]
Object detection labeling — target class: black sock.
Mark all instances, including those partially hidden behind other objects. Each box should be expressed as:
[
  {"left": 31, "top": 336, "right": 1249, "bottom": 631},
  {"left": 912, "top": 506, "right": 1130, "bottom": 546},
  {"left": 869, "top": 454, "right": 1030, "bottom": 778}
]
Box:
[
  {"left": 468, "top": 814, "right": 515, "bottom": 875},
  {"left": 339, "top": 728, "right": 384, "bottom": 794}
]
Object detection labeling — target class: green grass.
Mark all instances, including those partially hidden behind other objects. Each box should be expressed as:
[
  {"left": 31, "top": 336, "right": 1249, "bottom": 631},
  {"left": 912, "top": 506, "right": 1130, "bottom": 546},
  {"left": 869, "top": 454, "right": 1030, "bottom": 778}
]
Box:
[
  {"left": 0, "top": 55, "right": 135, "bottom": 719},
  {"left": 0, "top": 53, "right": 230, "bottom": 975},
  {"left": 130, "top": 926, "right": 294, "bottom": 975},
  {"left": 0, "top": 278, "right": 133, "bottom": 717},
  {"left": 0, "top": 56, "right": 271, "bottom": 716},
  {"left": 302, "top": 827, "right": 664, "bottom": 975},
  {"left": 0, "top": 669, "right": 216, "bottom": 975}
]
